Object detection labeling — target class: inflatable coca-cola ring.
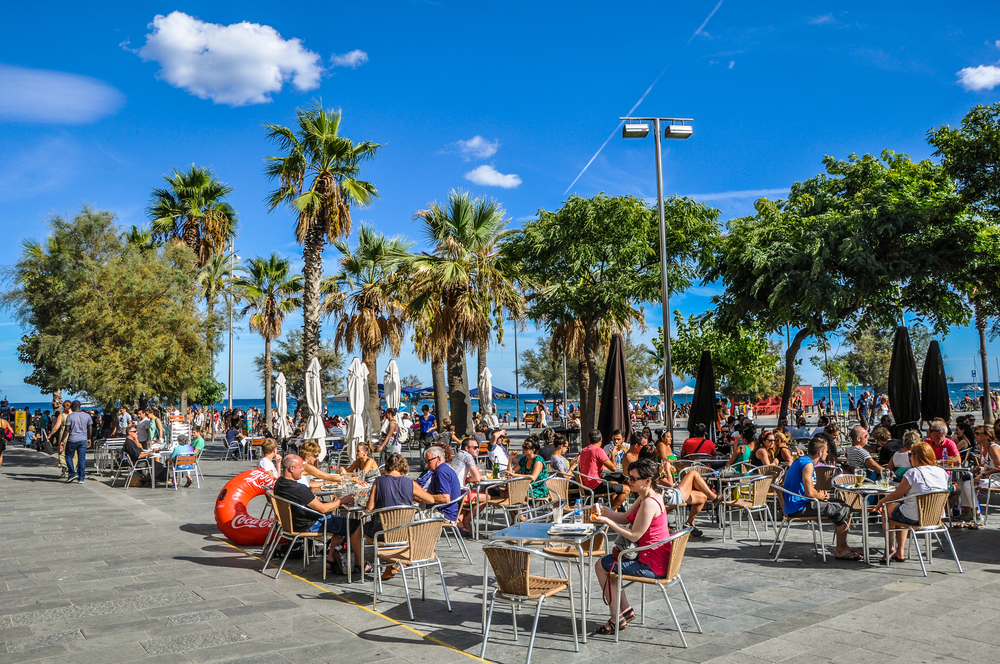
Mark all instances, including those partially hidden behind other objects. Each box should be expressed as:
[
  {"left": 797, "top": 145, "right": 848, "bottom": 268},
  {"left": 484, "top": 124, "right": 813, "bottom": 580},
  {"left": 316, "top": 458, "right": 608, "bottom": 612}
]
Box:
[{"left": 215, "top": 468, "right": 276, "bottom": 545}]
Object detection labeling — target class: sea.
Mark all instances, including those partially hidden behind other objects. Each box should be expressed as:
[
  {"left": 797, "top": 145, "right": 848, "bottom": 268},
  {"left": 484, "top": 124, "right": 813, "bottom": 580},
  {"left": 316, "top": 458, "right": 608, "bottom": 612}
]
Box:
[{"left": 4, "top": 382, "right": 992, "bottom": 418}]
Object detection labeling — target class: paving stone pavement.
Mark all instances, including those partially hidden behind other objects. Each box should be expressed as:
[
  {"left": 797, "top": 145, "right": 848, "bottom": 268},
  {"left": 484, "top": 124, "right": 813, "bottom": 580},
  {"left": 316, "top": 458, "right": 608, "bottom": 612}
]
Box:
[{"left": 2, "top": 437, "right": 1000, "bottom": 664}]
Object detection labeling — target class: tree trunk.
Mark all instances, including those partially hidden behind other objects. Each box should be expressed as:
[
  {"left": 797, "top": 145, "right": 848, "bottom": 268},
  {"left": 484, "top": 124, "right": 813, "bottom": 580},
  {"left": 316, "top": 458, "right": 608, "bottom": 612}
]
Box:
[
  {"left": 206, "top": 296, "right": 216, "bottom": 375},
  {"left": 447, "top": 335, "right": 472, "bottom": 436},
  {"left": 363, "top": 351, "right": 380, "bottom": 437},
  {"left": 477, "top": 339, "right": 488, "bottom": 416},
  {"left": 431, "top": 355, "right": 448, "bottom": 423},
  {"left": 581, "top": 320, "right": 600, "bottom": 435},
  {"left": 976, "top": 300, "right": 994, "bottom": 424},
  {"left": 180, "top": 391, "right": 188, "bottom": 420},
  {"left": 263, "top": 337, "right": 273, "bottom": 434},
  {"left": 578, "top": 358, "right": 590, "bottom": 427},
  {"left": 51, "top": 391, "right": 62, "bottom": 417},
  {"left": 301, "top": 225, "right": 324, "bottom": 383},
  {"left": 781, "top": 328, "right": 810, "bottom": 420}
]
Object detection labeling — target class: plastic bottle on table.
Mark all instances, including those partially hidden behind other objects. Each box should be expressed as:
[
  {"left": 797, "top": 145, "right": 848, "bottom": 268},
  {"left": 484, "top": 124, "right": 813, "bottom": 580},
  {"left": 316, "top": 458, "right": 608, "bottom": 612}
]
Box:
[{"left": 572, "top": 499, "right": 583, "bottom": 524}]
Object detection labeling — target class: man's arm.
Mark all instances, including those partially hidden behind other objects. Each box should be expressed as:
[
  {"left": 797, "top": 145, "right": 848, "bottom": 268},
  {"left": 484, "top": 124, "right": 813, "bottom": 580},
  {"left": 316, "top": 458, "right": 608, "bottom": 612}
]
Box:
[
  {"left": 86, "top": 423, "right": 93, "bottom": 446},
  {"left": 864, "top": 457, "right": 884, "bottom": 473},
  {"left": 800, "top": 462, "right": 828, "bottom": 501}
]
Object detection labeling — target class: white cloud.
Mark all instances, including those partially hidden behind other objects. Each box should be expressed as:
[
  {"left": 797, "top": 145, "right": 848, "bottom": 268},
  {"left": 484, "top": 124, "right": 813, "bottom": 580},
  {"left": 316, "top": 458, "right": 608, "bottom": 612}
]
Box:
[
  {"left": 0, "top": 64, "right": 124, "bottom": 124},
  {"left": 684, "top": 187, "right": 788, "bottom": 202},
  {"left": 808, "top": 14, "right": 834, "bottom": 25},
  {"left": 133, "top": 11, "right": 322, "bottom": 106},
  {"left": 453, "top": 135, "right": 499, "bottom": 161},
  {"left": 728, "top": 60, "right": 735, "bottom": 69},
  {"left": 957, "top": 64, "right": 1000, "bottom": 91},
  {"left": 331, "top": 49, "right": 368, "bottom": 68},
  {"left": 464, "top": 165, "right": 522, "bottom": 188}
]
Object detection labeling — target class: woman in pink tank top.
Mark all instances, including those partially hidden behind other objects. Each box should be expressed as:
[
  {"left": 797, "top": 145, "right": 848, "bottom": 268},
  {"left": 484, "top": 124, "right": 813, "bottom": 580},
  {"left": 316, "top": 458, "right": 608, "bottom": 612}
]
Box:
[{"left": 592, "top": 458, "right": 671, "bottom": 635}]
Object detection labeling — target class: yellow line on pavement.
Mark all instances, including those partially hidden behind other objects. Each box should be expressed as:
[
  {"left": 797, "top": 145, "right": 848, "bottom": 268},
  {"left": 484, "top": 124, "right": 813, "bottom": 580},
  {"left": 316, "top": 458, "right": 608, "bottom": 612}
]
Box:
[{"left": 205, "top": 532, "right": 485, "bottom": 662}]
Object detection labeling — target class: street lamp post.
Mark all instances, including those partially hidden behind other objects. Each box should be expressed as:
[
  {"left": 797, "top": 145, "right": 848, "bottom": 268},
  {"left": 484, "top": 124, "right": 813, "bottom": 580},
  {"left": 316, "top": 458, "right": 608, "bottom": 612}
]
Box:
[{"left": 621, "top": 116, "right": 693, "bottom": 437}]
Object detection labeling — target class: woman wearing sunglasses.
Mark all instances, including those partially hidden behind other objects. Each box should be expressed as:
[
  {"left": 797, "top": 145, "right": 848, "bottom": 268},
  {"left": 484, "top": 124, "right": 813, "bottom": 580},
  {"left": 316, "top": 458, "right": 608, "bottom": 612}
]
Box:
[{"left": 592, "top": 458, "right": 671, "bottom": 635}]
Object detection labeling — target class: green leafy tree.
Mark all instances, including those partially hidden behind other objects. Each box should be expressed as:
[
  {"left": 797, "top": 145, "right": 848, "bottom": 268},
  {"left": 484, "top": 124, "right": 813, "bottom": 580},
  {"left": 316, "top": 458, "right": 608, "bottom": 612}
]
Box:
[
  {"left": 520, "top": 334, "right": 581, "bottom": 401},
  {"left": 264, "top": 101, "right": 381, "bottom": 377},
  {"left": 148, "top": 165, "right": 237, "bottom": 268},
  {"left": 929, "top": 104, "right": 1000, "bottom": 423},
  {"left": 506, "top": 193, "right": 719, "bottom": 433},
  {"left": 401, "top": 374, "right": 423, "bottom": 389},
  {"left": 7, "top": 207, "right": 210, "bottom": 407},
  {"left": 195, "top": 251, "right": 239, "bottom": 373},
  {"left": 622, "top": 337, "right": 659, "bottom": 399},
  {"left": 666, "top": 314, "right": 779, "bottom": 399},
  {"left": 254, "top": 329, "right": 344, "bottom": 405},
  {"left": 235, "top": 254, "right": 303, "bottom": 431},
  {"left": 322, "top": 223, "right": 412, "bottom": 429},
  {"left": 708, "top": 150, "right": 974, "bottom": 419},
  {"left": 410, "top": 191, "right": 523, "bottom": 435},
  {"left": 842, "top": 324, "right": 936, "bottom": 398},
  {"left": 190, "top": 374, "right": 227, "bottom": 408}
]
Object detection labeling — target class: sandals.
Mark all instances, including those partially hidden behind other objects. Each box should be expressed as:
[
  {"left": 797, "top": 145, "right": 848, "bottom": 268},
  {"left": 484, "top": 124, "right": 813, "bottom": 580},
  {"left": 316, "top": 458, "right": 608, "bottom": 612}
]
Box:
[
  {"left": 834, "top": 551, "right": 863, "bottom": 561},
  {"left": 594, "top": 617, "right": 628, "bottom": 635},
  {"left": 622, "top": 607, "right": 637, "bottom": 623}
]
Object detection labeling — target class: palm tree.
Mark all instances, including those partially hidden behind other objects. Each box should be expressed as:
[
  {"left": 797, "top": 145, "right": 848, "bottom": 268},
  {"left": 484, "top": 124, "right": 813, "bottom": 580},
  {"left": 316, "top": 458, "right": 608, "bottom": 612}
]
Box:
[
  {"left": 196, "top": 252, "right": 240, "bottom": 373},
  {"left": 263, "top": 100, "right": 381, "bottom": 377},
  {"left": 121, "top": 225, "right": 157, "bottom": 251},
  {"left": 322, "top": 224, "right": 412, "bottom": 428},
  {"left": 411, "top": 190, "right": 524, "bottom": 435},
  {"left": 148, "top": 165, "right": 237, "bottom": 268},
  {"left": 234, "top": 254, "right": 303, "bottom": 432}
]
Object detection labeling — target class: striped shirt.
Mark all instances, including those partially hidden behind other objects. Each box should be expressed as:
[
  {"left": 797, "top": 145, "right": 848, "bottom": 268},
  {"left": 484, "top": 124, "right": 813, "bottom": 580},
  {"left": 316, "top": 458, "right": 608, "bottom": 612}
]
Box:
[{"left": 845, "top": 445, "right": 873, "bottom": 470}]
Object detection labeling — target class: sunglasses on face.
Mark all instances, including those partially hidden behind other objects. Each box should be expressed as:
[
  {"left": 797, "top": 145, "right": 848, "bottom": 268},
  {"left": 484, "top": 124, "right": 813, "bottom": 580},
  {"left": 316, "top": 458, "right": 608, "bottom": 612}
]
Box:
[{"left": 627, "top": 475, "right": 644, "bottom": 483}]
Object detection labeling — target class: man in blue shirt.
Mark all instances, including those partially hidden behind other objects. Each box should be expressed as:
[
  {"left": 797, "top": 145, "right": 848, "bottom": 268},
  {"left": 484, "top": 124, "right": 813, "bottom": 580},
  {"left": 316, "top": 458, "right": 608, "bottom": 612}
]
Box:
[
  {"left": 423, "top": 445, "right": 462, "bottom": 522},
  {"left": 418, "top": 405, "right": 438, "bottom": 471},
  {"left": 781, "top": 438, "right": 857, "bottom": 560},
  {"left": 857, "top": 391, "right": 872, "bottom": 430}
]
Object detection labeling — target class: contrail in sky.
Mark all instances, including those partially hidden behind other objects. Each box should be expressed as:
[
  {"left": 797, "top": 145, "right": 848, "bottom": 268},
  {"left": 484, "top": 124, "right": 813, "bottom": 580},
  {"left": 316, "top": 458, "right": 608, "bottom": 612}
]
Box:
[{"left": 563, "top": 0, "right": 725, "bottom": 195}]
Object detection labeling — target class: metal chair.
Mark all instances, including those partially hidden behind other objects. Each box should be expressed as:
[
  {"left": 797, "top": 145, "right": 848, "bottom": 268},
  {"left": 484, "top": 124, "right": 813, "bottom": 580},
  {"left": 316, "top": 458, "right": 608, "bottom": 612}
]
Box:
[
  {"left": 261, "top": 494, "right": 331, "bottom": 580},
  {"left": 884, "top": 490, "right": 963, "bottom": 577},
  {"left": 769, "top": 485, "right": 829, "bottom": 563},
  {"left": 485, "top": 478, "right": 533, "bottom": 529},
  {"left": 223, "top": 437, "right": 242, "bottom": 461},
  {"left": 481, "top": 544, "right": 578, "bottom": 664},
  {"left": 170, "top": 454, "right": 201, "bottom": 490},
  {"left": 372, "top": 517, "right": 451, "bottom": 619},
  {"left": 360, "top": 506, "right": 418, "bottom": 589},
  {"left": 110, "top": 453, "right": 150, "bottom": 489},
  {"left": 721, "top": 475, "right": 774, "bottom": 544},
  {"left": 608, "top": 528, "right": 702, "bottom": 647},
  {"left": 431, "top": 488, "right": 473, "bottom": 564},
  {"left": 814, "top": 465, "right": 837, "bottom": 490},
  {"left": 978, "top": 479, "right": 1000, "bottom": 525}
]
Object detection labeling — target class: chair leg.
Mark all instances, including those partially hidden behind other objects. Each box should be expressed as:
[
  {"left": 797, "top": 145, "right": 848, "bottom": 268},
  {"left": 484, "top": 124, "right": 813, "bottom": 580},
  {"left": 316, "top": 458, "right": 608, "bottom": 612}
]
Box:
[
  {"left": 678, "top": 577, "right": 703, "bottom": 633},
  {"left": 399, "top": 565, "right": 414, "bottom": 620},
  {"left": 274, "top": 535, "right": 300, "bottom": 578},
  {"left": 816, "top": 524, "right": 827, "bottom": 563},
  {"left": 567, "top": 579, "right": 579, "bottom": 652},
  {"left": 436, "top": 560, "right": 452, "bottom": 611},
  {"left": 940, "top": 528, "right": 964, "bottom": 574},
  {"left": 910, "top": 528, "right": 928, "bottom": 577},
  {"left": 481, "top": 593, "right": 498, "bottom": 660},
  {"left": 640, "top": 583, "right": 645, "bottom": 625},
  {"left": 614, "top": 573, "right": 623, "bottom": 643},
  {"left": 525, "top": 596, "right": 545, "bottom": 664},
  {"left": 661, "top": 584, "right": 688, "bottom": 648},
  {"left": 772, "top": 521, "right": 791, "bottom": 561},
  {"left": 454, "top": 526, "right": 473, "bottom": 564},
  {"left": 749, "top": 510, "right": 762, "bottom": 545}
]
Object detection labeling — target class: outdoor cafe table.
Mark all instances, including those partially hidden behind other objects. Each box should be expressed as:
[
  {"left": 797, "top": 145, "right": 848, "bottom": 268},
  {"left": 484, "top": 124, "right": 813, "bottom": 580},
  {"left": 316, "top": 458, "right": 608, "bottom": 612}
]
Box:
[
  {"left": 316, "top": 485, "right": 369, "bottom": 584},
  {"left": 940, "top": 461, "right": 979, "bottom": 520},
  {"left": 835, "top": 481, "right": 892, "bottom": 565},
  {"left": 483, "top": 521, "right": 600, "bottom": 643},
  {"left": 469, "top": 478, "right": 507, "bottom": 540}
]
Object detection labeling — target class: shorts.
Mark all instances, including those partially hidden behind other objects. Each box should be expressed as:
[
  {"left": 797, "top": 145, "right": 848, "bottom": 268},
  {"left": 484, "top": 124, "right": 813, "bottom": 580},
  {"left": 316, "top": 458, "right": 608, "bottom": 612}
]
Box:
[
  {"left": 306, "top": 514, "right": 359, "bottom": 537},
  {"left": 599, "top": 554, "right": 656, "bottom": 578},
  {"left": 787, "top": 498, "right": 852, "bottom": 527},
  {"left": 589, "top": 480, "right": 626, "bottom": 496},
  {"left": 889, "top": 504, "right": 920, "bottom": 526}
]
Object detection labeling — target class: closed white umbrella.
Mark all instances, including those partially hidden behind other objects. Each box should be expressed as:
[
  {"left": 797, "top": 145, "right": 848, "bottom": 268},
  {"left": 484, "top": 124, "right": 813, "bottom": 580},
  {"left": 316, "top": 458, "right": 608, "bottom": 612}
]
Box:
[
  {"left": 479, "top": 366, "right": 500, "bottom": 428},
  {"left": 384, "top": 359, "right": 403, "bottom": 438},
  {"left": 303, "top": 357, "right": 327, "bottom": 460},
  {"left": 274, "top": 372, "right": 291, "bottom": 439},
  {"left": 345, "top": 357, "right": 370, "bottom": 460}
]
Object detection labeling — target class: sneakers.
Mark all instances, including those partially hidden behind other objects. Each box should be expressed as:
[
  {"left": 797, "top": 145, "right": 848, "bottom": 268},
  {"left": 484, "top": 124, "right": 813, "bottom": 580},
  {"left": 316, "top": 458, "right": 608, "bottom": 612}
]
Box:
[
  {"left": 65, "top": 476, "right": 77, "bottom": 483},
  {"left": 688, "top": 525, "right": 704, "bottom": 537}
]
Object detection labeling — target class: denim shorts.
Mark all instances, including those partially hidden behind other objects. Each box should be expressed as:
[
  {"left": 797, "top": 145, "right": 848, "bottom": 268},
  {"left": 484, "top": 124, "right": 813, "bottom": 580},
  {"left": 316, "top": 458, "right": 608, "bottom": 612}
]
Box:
[
  {"left": 306, "top": 514, "right": 358, "bottom": 536},
  {"left": 890, "top": 504, "right": 920, "bottom": 526},
  {"left": 600, "top": 554, "right": 656, "bottom": 578}
]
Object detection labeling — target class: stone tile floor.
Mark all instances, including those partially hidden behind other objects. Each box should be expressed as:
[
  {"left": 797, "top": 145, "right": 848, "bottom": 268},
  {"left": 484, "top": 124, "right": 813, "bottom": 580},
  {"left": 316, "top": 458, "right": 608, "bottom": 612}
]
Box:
[{"left": 2, "top": 439, "right": 1000, "bottom": 663}]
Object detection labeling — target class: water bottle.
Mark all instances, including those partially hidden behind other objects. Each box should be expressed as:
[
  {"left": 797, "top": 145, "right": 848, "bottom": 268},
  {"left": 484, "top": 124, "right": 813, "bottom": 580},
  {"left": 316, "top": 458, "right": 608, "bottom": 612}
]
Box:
[
  {"left": 572, "top": 499, "right": 583, "bottom": 524},
  {"left": 942, "top": 448, "right": 949, "bottom": 468}
]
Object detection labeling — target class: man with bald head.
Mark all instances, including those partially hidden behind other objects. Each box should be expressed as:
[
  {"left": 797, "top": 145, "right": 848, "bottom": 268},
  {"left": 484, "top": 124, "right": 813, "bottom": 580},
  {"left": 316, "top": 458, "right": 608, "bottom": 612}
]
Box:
[{"left": 273, "top": 454, "right": 365, "bottom": 575}]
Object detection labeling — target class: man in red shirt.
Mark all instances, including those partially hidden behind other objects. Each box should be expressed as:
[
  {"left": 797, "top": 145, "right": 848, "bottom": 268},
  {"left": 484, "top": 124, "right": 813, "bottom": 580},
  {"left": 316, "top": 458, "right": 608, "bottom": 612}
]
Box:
[
  {"left": 681, "top": 423, "right": 716, "bottom": 458},
  {"left": 577, "top": 430, "right": 630, "bottom": 509},
  {"left": 925, "top": 420, "right": 959, "bottom": 460}
]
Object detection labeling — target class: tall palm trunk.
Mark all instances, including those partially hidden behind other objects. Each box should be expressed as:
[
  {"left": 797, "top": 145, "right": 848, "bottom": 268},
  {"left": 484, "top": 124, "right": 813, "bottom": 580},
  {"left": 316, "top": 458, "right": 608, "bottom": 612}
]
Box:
[
  {"left": 206, "top": 295, "right": 217, "bottom": 374},
  {"left": 432, "top": 356, "right": 448, "bottom": 422},
  {"left": 301, "top": 225, "right": 324, "bottom": 394},
  {"left": 363, "top": 352, "right": 380, "bottom": 436},
  {"left": 976, "top": 300, "right": 994, "bottom": 424},
  {"left": 581, "top": 320, "right": 600, "bottom": 434},
  {"left": 263, "top": 337, "right": 273, "bottom": 434},
  {"left": 477, "top": 340, "right": 488, "bottom": 416},
  {"left": 447, "top": 335, "right": 472, "bottom": 436}
]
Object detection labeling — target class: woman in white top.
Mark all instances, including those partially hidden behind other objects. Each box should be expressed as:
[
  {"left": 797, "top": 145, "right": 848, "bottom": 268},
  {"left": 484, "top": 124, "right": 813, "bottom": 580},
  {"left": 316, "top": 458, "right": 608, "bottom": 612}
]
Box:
[
  {"left": 875, "top": 441, "right": 949, "bottom": 563},
  {"left": 973, "top": 426, "right": 1000, "bottom": 488},
  {"left": 258, "top": 439, "right": 281, "bottom": 480},
  {"left": 888, "top": 429, "right": 922, "bottom": 478}
]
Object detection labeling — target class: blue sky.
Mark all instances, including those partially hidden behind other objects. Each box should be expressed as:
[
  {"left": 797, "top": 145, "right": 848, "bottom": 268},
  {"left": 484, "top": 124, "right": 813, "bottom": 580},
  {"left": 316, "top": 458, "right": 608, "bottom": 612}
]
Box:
[{"left": 2, "top": 1, "right": 1000, "bottom": 402}]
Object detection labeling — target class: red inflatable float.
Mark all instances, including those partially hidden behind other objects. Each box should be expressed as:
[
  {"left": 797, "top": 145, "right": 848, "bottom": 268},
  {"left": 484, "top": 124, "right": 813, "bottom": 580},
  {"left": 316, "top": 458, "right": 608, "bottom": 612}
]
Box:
[{"left": 215, "top": 468, "right": 276, "bottom": 545}]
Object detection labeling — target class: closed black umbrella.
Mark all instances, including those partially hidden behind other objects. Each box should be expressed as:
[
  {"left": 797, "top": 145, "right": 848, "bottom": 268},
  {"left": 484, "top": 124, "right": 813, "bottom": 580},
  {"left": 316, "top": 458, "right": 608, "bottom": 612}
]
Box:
[
  {"left": 597, "top": 333, "right": 631, "bottom": 446},
  {"left": 888, "top": 326, "right": 921, "bottom": 434},
  {"left": 688, "top": 350, "right": 717, "bottom": 435},
  {"left": 921, "top": 340, "right": 951, "bottom": 425}
]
